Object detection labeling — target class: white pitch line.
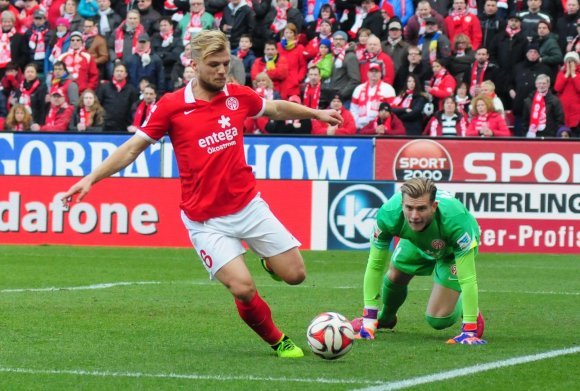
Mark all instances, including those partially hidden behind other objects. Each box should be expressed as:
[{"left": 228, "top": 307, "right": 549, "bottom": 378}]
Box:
[
  {"left": 0, "top": 367, "right": 383, "bottom": 385},
  {"left": 0, "top": 281, "right": 161, "bottom": 293},
  {"left": 355, "top": 346, "right": 580, "bottom": 391},
  {"left": 1, "top": 282, "right": 578, "bottom": 296}
]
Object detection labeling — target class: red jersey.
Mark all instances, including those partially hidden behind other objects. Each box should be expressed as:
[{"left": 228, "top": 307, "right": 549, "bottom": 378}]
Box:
[{"left": 137, "top": 81, "right": 265, "bottom": 222}]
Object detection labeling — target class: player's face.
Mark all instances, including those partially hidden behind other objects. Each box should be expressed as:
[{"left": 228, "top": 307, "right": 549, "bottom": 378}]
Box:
[
  {"left": 194, "top": 50, "right": 230, "bottom": 92},
  {"left": 402, "top": 194, "right": 438, "bottom": 232}
]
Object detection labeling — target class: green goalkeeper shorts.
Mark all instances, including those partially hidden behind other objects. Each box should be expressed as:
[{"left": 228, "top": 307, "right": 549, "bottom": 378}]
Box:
[{"left": 390, "top": 239, "right": 478, "bottom": 292}]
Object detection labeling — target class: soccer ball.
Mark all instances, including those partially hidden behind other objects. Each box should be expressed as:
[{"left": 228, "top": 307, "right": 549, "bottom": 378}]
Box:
[{"left": 306, "top": 312, "right": 354, "bottom": 360}]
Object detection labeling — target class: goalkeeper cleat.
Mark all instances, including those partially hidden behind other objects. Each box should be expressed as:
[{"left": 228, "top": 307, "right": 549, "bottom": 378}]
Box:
[
  {"left": 351, "top": 316, "right": 397, "bottom": 333},
  {"left": 355, "top": 325, "right": 376, "bottom": 340},
  {"left": 260, "top": 258, "right": 282, "bottom": 282},
  {"left": 446, "top": 332, "right": 487, "bottom": 345},
  {"left": 476, "top": 311, "right": 485, "bottom": 338},
  {"left": 273, "top": 336, "right": 304, "bottom": 358},
  {"left": 447, "top": 323, "right": 487, "bottom": 345},
  {"left": 351, "top": 317, "right": 363, "bottom": 333}
]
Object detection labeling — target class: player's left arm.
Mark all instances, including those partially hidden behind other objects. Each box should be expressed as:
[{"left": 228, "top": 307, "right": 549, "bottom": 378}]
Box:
[
  {"left": 454, "top": 247, "right": 479, "bottom": 324},
  {"left": 263, "top": 99, "right": 343, "bottom": 125}
]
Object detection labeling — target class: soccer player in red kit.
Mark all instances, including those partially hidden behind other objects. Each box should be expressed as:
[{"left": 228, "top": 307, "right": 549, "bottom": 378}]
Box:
[{"left": 61, "top": 30, "right": 342, "bottom": 358}]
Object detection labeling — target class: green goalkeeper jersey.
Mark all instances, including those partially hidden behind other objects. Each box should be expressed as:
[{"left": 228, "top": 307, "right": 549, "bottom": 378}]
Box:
[{"left": 371, "top": 190, "right": 480, "bottom": 260}]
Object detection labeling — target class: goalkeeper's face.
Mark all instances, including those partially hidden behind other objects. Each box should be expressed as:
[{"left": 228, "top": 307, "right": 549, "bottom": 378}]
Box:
[{"left": 402, "top": 194, "right": 438, "bottom": 232}]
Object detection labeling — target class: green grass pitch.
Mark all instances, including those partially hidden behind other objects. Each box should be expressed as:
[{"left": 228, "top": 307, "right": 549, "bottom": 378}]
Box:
[{"left": 0, "top": 246, "right": 578, "bottom": 390}]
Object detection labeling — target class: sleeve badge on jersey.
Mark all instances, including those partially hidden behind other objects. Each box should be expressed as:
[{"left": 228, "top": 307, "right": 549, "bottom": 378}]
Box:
[
  {"left": 371, "top": 223, "right": 382, "bottom": 242},
  {"left": 456, "top": 232, "right": 472, "bottom": 250}
]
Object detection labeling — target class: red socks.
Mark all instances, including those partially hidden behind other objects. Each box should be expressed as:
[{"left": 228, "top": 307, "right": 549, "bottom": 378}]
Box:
[{"left": 235, "top": 292, "right": 283, "bottom": 345}]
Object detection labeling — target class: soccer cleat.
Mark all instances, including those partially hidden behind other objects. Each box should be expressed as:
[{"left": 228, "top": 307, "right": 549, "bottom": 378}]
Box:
[
  {"left": 351, "top": 316, "right": 397, "bottom": 333},
  {"left": 273, "top": 336, "right": 304, "bottom": 358},
  {"left": 476, "top": 311, "right": 485, "bottom": 338},
  {"left": 447, "top": 323, "right": 487, "bottom": 345},
  {"left": 355, "top": 325, "right": 376, "bottom": 340},
  {"left": 446, "top": 332, "right": 487, "bottom": 345},
  {"left": 260, "top": 258, "right": 282, "bottom": 282}
]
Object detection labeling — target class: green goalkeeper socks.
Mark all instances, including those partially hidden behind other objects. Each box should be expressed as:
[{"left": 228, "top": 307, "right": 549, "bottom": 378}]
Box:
[{"left": 378, "top": 275, "right": 407, "bottom": 325}]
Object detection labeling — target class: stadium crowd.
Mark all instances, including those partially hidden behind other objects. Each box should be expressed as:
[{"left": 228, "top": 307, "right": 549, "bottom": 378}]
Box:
[{"left": 1, "top": 0, "right": 579, "bottom": 137}]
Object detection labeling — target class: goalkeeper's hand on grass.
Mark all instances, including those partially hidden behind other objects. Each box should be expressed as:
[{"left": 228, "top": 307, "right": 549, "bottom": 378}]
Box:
[{"left": 446, "top": 323, "right": 487, "bottom": 345}]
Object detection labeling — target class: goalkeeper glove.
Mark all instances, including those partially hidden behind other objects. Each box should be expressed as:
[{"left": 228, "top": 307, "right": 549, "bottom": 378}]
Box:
[{"left": 446, "top": 323, "right": 487, "bottom": 345}]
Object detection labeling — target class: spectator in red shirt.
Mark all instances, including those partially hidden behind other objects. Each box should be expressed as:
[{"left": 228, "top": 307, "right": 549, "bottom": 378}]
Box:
[
  {"left": 466, "top": 94, "right": 511, "bottom": 137},
  {"left": 312, "top": 94, "right": 356, "bottom": 135},
  {"left": 445, "top": 0, "right": 482, "bottom": 50},
  {"left": 58, "top": 31, "right": 100, "bottom": 93},
  {"left": 359, "top": 101, "right": 406, "bottom": 135},
  {"left": 250, "top": 40, "right": 289, "bottom": 98},
  {"left": 276, "top": 23, "right": 307, "bottom": 99},
  {"left": 31, "top": 86, "right": 74, "bottom": 131}
]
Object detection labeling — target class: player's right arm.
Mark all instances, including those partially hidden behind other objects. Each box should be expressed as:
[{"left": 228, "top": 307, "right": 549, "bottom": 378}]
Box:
[
  {"left": 363, "top": 204, "right": 397, "bottom": 308},
  {"left": 61, "top": 135, "right": 151, "bottom": 204}
]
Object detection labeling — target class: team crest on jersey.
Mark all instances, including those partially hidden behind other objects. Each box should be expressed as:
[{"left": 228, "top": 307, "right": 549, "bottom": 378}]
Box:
[
  {"left": 450, "top": 264, "right": 457, "bottom": 276},
  {"left": 226, "top": 97, "right": 239, "bottom": 110},
  {"left": 431, "top": 239, "right": 445, "bottom": 250},
  {"left": 457, "top": 232, "right": 472, "bottom": 250}
]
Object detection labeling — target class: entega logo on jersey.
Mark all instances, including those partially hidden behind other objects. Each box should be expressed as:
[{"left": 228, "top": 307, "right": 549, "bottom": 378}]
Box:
[{"left": 198, "top": 115, "right": 239, "bottom": 154}]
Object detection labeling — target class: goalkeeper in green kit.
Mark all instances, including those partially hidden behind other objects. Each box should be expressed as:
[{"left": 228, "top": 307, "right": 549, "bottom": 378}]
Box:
[{"left": 351, "top": 178, "right": 486, "bottom": 345}]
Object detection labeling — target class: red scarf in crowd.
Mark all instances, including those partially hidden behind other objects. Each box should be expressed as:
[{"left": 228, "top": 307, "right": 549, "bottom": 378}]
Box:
[
  {"left": 45, "top": 102, "right": 69, "bottom": 127},
  {"left": 472, "top": 113, "right": 489, "bottom": 134},
  {"left": 237, "top": 48, "right": 249, "bottom": 59},
  {"left": 506, "top": 25, "right": 521, "bottom": 38},
  {"left": 255, "top": 87, "right": 274, "bottom": 100},
  {"left": 30, "top": 28, "right": 48, "bottom": 61},
  {"left": 469, "top": 61, "right": 488, "bottom": 96},
  {"left": 82, "top": 26, "right": 98, "bottom": 43},
  {"left": 79, "top": 107, "right": 92, "bottom": 127},
  {"left": 271, "top": 2, "right": 288, "bottom": 33},
  {"left": 431, "top": 69, "right": 449, "bottom": 87},
  {"left": 160, "top": 27, "right": 174, "bottom": 47},
  {"left": 114, "top": 22, "right": 145, "bottom": 59},
  {"left": 133, "top": 100, "right": 155, "bottom": 126},
  {"left": 62, "top": 48, "right": 84, "bottom": 80},
  {"left": 49, "top": 33, "right": 69, "bottom": 63},
  {"left": 0, "top": 27, "right": 15, "bottom": 68},
  {"left": 112, "top": 78, "right": 127, "bottom": 92},
  {"left": 529, "top": 91, "right": 547, "bottom": 135},
  {"left": 184, "top": 9, "right": 204, "bottom": 44},
  {"left": 12, "top": 123, "right": 26, "bottom": 131},
  {"left": 180, "top": 52, "right": 192, "bottom": 67},
  {"left": 392, "top": 90, "right": 414, "bottom": 109},
  {"left": 303, "top": 83, "right": 321, "bottom": 109},
  {"left": 356, "top": 82, "right": 382, "bottom": 118},
  {"left": 18, "top": 78, "right": 41, "bottom": 109}
]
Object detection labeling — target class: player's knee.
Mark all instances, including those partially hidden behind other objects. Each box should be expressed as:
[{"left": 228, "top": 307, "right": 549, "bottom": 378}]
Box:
[
  {"left": 282, "top": 264, "right": 306, "bottom": 285},
  {"left": 229, "top": 281, "right": 256, "bottom": 302},
  {"left": 425, "top": 314, "right": 457, "bottom": 330}
]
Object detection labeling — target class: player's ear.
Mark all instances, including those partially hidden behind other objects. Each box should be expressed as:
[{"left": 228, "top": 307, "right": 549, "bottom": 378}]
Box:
[{"left": 432, "top": 200, "right": 439, "bottom": 210}]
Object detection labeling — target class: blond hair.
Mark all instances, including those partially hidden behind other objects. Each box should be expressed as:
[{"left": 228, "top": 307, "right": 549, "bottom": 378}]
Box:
[
  {"left": 400, "top": 178, "right": 437, "bottom": 202},
  {"left": 5, "top": 104, "right": 32, "bottom": 131},
  {"left": 253, "top": 73, "right": 274, "bottom": 89},
  {"left": 480, "top": 80, "right": 495, "bottom": 92},
  {"left": 190, "top": 30, "right": 230, "bottom": 61}
]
